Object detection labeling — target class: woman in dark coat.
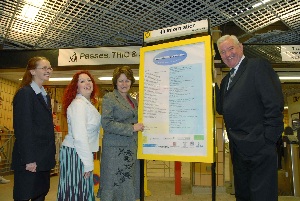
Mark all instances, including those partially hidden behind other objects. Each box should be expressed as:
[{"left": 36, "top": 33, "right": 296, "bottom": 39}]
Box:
[
  {"left": 98, "top": 66, "right": 144, "bottom": 201},
  {"left": 12, "top": 57, "right": 56, "bottom": 201}
]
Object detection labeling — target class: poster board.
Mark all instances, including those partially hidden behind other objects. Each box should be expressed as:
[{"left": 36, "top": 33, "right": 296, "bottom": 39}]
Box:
[{"left": 138, "top": 35, "right": 213, "bottom": 163}]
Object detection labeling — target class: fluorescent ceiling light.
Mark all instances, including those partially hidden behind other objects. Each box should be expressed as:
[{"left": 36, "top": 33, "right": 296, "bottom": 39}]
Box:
[
  {"left": 20, "top": 0, "right": 44, "bottom": 21},
  {"left": 20, "top": 5, "right": 39, "bottom": 20},
  {"left": 49, "top": 78, "right": 72, "bottom": 81},
  {"left": 19, "top": 77, "right": 73, "bottom": 81},
  {"left": 284, "top": 106, "right": 288, "bottom": 109},
  {"left": 25, "top": 0, "right": 44, "bottom": 7},
  {"left": 253, "top": 0, "right": 271, "bottom": 8},
  {"left": 279, "top": 77, "right": 300, "bottom": 80},
  {"left": 98, "top": 77, "right": 139, "bottom": 81}
]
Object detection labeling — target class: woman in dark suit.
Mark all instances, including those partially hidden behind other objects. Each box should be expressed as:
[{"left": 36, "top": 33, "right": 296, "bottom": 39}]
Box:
[
  {"left": 98, "top": 66, "right": 144, "bottom": 201},
  {"left": 12, "top": 57, "right": 56, "bottom": 201}
]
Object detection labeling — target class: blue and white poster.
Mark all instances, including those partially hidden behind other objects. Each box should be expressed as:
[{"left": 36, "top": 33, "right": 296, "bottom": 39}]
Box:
[{"left": 138, "top": 36, "right": 213, "bottom": 162}]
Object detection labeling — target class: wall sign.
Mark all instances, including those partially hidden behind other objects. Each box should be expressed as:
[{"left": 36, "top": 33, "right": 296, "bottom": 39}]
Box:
[
  {"left": 281, "top": 45, "right": 300, "bottom": 61},
  {"left": 58, "top": 46, "right": 140, "bottom": 66}
]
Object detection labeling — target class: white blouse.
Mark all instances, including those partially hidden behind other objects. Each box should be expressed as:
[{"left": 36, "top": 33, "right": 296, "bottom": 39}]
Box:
[{"left": 62, "top": 94, "right": 101, "bottom": 172}]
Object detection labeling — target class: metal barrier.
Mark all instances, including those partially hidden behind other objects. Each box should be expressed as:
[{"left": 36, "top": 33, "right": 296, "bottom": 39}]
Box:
[
  {"left": 146, "top": 160, "right": 172, "bottom": 177},
  {"left": 283, "top": 135, "right": 300, "bottom": 197},
  {"left": 51, "top": 132, "right": 62, "bottom": 175},
  {"left": 0, "top": 128, "right": 62, "bottom": 176},
  {"left": 0, "top": 126, "right": 14, "bottom": 175}
]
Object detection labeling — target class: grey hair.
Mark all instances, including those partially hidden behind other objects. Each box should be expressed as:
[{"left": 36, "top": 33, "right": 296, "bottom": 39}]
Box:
[{"left": 217, "top": 35, "right": 240, "bottom": 48}]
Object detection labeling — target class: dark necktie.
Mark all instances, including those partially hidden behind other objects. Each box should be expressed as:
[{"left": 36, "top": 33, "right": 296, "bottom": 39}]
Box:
[
  {"left": 227, "top": 68, "right": 236, "bottom": 89},
  {"left": 42, "top": 94, "right": 48, "bottom": 105}
]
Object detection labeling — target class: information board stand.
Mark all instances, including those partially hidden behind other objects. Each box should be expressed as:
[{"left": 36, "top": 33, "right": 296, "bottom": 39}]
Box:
[{"left": 139, "top": 20, "right": 216, "bottom": 201}]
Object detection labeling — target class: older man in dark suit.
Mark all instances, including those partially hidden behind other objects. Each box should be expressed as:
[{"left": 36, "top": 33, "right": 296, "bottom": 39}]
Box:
[{"left": 216, "top": 35, "right": 284, "bottom": 201}]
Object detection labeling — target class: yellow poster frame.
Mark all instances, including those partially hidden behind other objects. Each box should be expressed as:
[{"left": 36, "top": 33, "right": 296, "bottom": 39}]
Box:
[{"left": 138, "top": 35, "right": 213, "bottom": 163}]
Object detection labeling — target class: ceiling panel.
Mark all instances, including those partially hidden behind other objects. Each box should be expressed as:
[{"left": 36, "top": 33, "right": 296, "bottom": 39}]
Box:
[
  {"left": 0, "top": 0, "right": 298, "bottom": 50},
  {"left": 0, "top": 0, "right": 299, "bottom": 89}
]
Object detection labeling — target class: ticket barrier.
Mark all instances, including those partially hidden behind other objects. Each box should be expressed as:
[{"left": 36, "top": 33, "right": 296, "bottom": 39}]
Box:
[
  {"left": 0, "top": 126, "right": 14, "bottom": 174},
  {"left": 283, "top": 135, "right": 300, "bottom": 197}
]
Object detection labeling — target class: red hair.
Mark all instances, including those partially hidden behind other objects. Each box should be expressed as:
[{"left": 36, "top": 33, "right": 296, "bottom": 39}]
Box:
[{"left": 62, "top": 70, "right": 99, "bottom": 115}]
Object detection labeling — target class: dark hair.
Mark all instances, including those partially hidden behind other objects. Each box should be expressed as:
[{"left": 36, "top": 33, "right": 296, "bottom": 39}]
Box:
[
  {"left": 112, "top": 66, "right": 135, "bottom": 89},
  {"left": 62, "top": 70, "right": 99, "bottom": 115}
]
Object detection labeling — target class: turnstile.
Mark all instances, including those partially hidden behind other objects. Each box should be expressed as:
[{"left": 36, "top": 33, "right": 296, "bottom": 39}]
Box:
[{"left": 283, "top": 135, "right": 300, "bottom": 197}]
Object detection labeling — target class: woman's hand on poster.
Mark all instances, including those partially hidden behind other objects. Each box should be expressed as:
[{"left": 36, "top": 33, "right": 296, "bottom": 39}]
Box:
[{"left": 133, "top": 123, "right": 144, "bottom": 132}]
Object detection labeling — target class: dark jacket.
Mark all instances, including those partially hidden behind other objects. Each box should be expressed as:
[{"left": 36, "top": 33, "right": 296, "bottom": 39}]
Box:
[
  {"left": 216, "top": 57, "right": 284, "bottom": 156},
  {"left": 12, "top": 85, "right": 56, "bottom": 171}
]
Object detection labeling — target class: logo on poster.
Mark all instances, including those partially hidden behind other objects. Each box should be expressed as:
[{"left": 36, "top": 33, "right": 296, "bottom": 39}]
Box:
[{"left": 153, "top": 50, "right": 187, "bottom": 65}]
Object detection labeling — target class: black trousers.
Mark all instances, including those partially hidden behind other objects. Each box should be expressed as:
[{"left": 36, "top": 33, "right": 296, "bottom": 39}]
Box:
[
  {"left": 231, "top": 142, "right": 278, "bottom": 201},
  {"left": 14, "top": 192, "right": 46, "bottom": 201},
  {"left": 13, "top": 170, "right": 50, "bottom": 201}
]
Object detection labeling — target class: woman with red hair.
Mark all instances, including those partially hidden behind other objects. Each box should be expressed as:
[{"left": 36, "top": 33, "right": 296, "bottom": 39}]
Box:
[{"left": 57, "top": 70, "right": 101, "bottom": 201}]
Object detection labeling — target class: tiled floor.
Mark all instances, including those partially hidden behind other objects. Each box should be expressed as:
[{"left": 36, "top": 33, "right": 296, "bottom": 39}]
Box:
[{"left": 0, "top": 154, "right": 299, "bottom": 201}]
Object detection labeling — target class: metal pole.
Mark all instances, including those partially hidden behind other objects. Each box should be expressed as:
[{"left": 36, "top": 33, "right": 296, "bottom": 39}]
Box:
[
  {"left": 175, "top": 161, "right": 182, "bottom": 195},
  {"left": 212, "top": 162, "right": 216, "bottom": 201},
  {"left": 140, "top": 159, "right": 145, "bottom": 201}
]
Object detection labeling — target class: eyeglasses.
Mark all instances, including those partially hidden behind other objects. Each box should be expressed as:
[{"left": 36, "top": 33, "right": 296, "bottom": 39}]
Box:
[{"left": 36, "top": 67, "right": 53, "bottom": 71}]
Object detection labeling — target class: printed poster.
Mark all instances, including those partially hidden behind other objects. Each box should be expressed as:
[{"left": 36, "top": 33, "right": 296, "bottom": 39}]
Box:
[{"left": 138, "top": 36, "right": 213, "bottom": 162}]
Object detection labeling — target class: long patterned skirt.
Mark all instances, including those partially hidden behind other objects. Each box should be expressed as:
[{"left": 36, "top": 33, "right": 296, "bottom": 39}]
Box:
[
  {"left": 97, "top": 144, "right": 140, "bottom": 201},
  {"left": 57, "top": 146, "right": 95, "bottom": 201}
]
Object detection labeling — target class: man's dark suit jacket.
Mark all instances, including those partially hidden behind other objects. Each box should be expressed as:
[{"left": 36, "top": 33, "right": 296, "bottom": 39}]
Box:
[
  {"left": 12, "top": 85, "right": 56, "bottom": 171},
  {"left": 216, "top": 57, "right": 284, "bottom": 156}
]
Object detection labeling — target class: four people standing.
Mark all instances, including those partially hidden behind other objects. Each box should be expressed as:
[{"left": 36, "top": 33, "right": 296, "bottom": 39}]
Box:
[
  {"left": 57, "top": 71, "right": 101, "bottom": 201},
  {"left": 216, "top": 35, "right": 284, "bottom": 201},
  {"left": 98, "top": 66, "right": 144, "bottom": 201},
  {"left": 8, "top": 37, "right": 285, "bottom": 200},
  {"left": 12, "top": 57, "right": 56, "bottom": 201}
]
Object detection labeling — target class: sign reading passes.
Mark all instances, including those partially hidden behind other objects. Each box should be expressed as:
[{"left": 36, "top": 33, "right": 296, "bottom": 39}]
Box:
[
  {"left": 58, "top": 46, "right": 140, "bottom": 66},
  {"left": 138, "top": 36, "right": 213, "bottom": 163}
]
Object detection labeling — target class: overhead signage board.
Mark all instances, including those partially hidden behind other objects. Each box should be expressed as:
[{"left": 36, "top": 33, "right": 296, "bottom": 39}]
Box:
[
  {"left": 143, "top": 20, "right": 209, "bottom": 43},
  {"left": 281, "top": 45, "right": 300, "bottom": 61},
  {"left": 58, "top": 46, "right": 140, "bottom": 66}
]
